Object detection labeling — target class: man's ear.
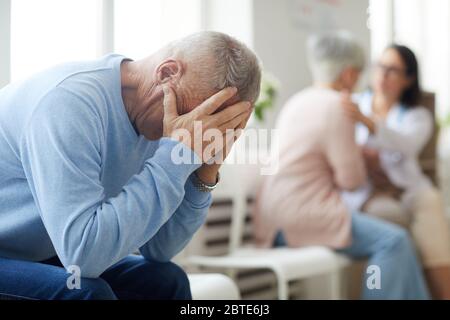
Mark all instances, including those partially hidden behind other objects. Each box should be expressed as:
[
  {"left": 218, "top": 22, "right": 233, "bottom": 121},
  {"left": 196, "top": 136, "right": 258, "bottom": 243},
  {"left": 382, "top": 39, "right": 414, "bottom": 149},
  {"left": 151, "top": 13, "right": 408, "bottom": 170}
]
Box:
[{"left": 155, "top": 59, "right": 183, "bottom": 85}]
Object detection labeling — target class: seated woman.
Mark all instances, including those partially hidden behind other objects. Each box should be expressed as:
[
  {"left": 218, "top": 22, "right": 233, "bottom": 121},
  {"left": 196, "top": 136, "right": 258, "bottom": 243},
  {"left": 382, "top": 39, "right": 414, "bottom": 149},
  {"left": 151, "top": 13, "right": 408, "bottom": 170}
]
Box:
[
  {"left": 252, "top": 31, "right": 429, "bottom": 299},
  {"left": 341, "top": 44, "right": 450, "bottom": 299}
]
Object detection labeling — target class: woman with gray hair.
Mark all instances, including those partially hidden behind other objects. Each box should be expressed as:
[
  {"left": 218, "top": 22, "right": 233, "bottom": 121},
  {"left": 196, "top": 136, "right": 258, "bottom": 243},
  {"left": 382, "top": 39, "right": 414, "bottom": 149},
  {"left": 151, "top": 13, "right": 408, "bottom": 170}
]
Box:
[{"left": 253, "top": 31, "right": 429, "bottom": 299}]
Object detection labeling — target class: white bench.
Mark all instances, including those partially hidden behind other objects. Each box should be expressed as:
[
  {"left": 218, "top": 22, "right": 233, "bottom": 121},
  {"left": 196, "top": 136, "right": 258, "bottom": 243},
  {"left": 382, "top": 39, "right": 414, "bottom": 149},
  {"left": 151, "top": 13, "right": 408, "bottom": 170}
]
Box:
[{"left": 188, "top": 274, "right": 240, "bottom": 300}]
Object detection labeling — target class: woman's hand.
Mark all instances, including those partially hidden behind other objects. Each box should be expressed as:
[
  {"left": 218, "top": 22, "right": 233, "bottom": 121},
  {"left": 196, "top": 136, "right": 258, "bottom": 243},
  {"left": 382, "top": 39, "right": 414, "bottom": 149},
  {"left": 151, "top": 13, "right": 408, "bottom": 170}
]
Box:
[
  {"left": 362, "top": 147, "right": 389, "bottom": 187},
  {"left": 341, "top": 91, "right": 376, "bottom": 134},
  {"left": 362, "top": 147, "right": 404, "bottom": 196}
]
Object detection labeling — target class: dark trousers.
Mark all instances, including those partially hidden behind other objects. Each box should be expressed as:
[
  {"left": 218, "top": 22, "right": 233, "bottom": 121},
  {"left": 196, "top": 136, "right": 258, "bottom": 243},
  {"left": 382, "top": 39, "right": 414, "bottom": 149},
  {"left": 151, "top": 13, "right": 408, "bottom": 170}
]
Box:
[{"left": 0, "top": 254, "right": 191, "bottom": 300}]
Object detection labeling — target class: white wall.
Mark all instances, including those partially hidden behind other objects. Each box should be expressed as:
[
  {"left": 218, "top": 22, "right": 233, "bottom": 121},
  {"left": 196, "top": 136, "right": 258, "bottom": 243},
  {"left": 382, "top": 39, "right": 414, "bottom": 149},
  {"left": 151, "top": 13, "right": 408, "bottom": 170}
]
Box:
[
  {"left": 369, "top": 0, "right": 394, "bottom": 59},
  {"left": 252, "top": 0, "right": 371, "bottom": 128},
  {"left": 393, "top": 0, "right": 450, "bottom": 119},
  {"left": 202, "top": 0, "right": 254, "bottom": 47},
  {"left": 0, "top": 0, "right": 11, "bottom": 88}
]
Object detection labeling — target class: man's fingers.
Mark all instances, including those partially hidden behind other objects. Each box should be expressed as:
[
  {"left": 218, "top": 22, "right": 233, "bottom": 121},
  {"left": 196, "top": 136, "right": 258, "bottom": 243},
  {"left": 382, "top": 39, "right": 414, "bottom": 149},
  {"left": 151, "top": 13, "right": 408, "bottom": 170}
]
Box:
[
  {"left": 218, "top": 111, "right": 251, "bottom": 133},
  {"left": 197, "top": 87, "right": 238, "bottom": 116},
  {"left": 163, "top": 85, "right": 178, "bottom": 119},
  {"left": 209, "top": 101, "right": 251, "bottom": 126},
  {"left": 238, "top": 110, "right": 253, "bottom": 130},
  {"left": 209, "top": 131, "right": 241, "bottom": 164}
]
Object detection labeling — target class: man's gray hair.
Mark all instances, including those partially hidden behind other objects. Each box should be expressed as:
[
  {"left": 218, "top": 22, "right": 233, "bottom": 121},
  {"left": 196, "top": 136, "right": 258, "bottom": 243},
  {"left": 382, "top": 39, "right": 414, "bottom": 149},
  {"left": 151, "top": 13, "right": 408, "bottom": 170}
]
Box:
[
  {"left": 169, "top": 31, "right": 262, "bottom": 103},
  {"left": 307, "top": 30, "right": 366, "bottom": 83}
]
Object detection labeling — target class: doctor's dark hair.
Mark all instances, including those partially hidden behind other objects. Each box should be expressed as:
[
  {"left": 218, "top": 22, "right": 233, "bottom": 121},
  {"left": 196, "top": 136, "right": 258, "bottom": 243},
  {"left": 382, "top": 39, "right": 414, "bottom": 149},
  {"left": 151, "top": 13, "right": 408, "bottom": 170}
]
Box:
[{"left": 387, "top": 44, "right": 422, "bottom": 107}]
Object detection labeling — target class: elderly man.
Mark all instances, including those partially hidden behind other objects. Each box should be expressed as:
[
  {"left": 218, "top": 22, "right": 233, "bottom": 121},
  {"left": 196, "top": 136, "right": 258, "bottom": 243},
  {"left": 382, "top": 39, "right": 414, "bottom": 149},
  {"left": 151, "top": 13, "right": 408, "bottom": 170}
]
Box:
[
  {"left": 253, "top": 31, "right": 429, "bottom": 299},
  {"left": 0, "top": 31, "right": 261, "bottom": 300}
]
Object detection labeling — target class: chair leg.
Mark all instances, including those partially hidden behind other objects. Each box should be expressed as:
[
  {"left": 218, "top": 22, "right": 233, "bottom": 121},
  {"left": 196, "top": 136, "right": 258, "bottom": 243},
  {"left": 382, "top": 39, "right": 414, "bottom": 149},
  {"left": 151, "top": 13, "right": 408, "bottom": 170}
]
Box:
[
  {"left": 277, "top": 280, "right": 289, "bottom": 300},
  {"left": 273, "top": 270, "right": 289, "bottom": 300},
  {"left": 329, "top": 270, "right": 342, "bottom": 300}
]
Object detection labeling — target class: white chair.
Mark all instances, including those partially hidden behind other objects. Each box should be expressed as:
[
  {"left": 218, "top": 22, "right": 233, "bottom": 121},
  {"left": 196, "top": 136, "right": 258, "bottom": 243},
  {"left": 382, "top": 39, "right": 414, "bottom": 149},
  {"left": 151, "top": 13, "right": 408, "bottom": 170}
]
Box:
[
  {"left": 188, "top": 273, "right": 241, "bottom": 300},
  {"left": 183, "top": 154, "right": 351, "bottom": 300}
]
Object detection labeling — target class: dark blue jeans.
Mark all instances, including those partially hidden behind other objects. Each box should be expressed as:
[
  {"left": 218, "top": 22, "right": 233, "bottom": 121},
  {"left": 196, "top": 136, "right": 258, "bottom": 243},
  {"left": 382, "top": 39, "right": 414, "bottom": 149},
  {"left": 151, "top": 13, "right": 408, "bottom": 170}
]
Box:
[{"left": 0, "top": 254, "right": 191, "bottom": 300}]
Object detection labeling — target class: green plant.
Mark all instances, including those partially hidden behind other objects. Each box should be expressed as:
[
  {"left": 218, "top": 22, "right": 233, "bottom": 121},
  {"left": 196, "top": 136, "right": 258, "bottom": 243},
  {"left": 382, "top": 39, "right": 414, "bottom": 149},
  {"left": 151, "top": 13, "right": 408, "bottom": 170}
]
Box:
[
  {"left": 254, "top": 73, "right": 280, "bottom": 122},
  {"left": 439, "top": 113, "right": 450, "bottom": 129}
]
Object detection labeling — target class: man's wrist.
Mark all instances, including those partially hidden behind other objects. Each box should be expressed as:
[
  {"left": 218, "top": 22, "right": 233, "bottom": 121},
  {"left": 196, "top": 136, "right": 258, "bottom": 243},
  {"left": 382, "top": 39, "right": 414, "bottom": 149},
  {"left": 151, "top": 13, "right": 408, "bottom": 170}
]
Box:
[
  {"left": 196, "top": 164, "right": 221, "bottom": 184},
  {"left": 193, "top": 169, "right": 220, "bottom": 193}
]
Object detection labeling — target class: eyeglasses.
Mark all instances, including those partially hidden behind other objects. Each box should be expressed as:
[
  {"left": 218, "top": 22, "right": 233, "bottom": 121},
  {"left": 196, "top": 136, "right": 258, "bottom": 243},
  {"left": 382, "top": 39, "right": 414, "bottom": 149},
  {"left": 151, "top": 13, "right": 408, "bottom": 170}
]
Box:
[{"left": 373, "top": 63, "right": 407, "bottom": 78}]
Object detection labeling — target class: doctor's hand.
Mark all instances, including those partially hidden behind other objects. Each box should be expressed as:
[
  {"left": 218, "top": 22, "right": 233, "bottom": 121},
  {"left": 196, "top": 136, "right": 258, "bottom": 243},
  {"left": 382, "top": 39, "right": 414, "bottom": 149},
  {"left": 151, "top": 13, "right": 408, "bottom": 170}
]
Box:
[
  {"left": 341, "top": 91, "right": 376, "bottom": 134},
  {"left": 363, "top": 147, "right": 391, "bottom": 189}
]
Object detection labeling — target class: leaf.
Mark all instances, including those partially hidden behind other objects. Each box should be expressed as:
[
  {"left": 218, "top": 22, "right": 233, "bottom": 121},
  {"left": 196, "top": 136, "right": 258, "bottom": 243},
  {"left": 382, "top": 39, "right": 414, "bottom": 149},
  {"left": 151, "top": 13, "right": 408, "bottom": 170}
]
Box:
[{"left": 253, "top": 72, "right": 280, "bottom": 123}]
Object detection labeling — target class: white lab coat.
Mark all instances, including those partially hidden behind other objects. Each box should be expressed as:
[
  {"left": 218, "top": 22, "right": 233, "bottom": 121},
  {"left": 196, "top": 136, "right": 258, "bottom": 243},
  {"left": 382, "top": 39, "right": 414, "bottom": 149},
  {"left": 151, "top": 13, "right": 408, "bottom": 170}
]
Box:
[{"left": 342, "top": 91, "right": 434, "bottom": 212}]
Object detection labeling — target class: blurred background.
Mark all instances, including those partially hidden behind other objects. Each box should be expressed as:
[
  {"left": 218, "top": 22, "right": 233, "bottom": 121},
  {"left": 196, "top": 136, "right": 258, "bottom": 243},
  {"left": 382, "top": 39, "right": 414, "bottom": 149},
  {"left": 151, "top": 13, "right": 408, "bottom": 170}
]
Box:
[{"left": 2, "top": 0, "right": 450, "bottom": 299}]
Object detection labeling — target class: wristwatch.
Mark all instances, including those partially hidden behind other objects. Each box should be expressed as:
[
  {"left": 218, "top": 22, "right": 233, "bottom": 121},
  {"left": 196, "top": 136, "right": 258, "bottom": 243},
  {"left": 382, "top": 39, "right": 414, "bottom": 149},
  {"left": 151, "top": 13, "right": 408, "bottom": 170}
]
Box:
[{"left": 193, "top": 171, "right": 221, "bottom": 193}]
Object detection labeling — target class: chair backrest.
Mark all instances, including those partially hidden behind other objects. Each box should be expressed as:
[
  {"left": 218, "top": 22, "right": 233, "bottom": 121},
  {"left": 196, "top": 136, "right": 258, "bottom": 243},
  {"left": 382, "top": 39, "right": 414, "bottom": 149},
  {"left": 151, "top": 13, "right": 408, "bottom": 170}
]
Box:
[
  {"left": 418, "top": 92, "right": 438, "bottom": 185},
  {"left": 182, "top": 163, "right": 279, "bottom": 300}
]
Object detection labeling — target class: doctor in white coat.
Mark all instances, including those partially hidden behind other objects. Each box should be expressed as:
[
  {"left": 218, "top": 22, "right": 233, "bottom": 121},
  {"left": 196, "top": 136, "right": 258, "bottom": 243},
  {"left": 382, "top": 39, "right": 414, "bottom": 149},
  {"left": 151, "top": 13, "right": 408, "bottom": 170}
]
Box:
[{"left": 342, "top": 44, "right": 450, "bottom": 299}]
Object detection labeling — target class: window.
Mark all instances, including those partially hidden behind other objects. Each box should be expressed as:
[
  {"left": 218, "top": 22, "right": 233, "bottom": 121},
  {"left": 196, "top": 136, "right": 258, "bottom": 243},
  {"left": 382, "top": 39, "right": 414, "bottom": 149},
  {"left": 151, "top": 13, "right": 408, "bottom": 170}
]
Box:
[
  {"left": 369, "top": 0, "right": 450, "bottom": 119},
  {"left": 9, "top": 0, "right": 203, "bottom": 82},
  {"left": 114, "top": 0, "right": 202, "bottom": 59},
  {"left": 10, "top": 0, "right": 99, "bottom": 82}
]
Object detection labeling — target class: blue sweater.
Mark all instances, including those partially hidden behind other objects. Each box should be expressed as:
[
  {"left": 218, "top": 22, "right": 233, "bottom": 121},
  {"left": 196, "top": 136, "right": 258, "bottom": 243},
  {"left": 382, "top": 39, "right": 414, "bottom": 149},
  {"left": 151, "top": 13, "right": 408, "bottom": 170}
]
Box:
[{"left": 0, "top": 54, "right": 211, "bottom": 278}]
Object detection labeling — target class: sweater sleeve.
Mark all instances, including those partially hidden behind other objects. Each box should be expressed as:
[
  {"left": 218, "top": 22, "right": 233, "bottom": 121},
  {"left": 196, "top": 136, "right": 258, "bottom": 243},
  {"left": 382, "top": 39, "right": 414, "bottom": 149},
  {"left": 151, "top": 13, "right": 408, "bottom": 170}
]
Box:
[
  {"left": 20, "top": 87, "right": 201, "bottom": 278},
  {"left": 324, "top": 107, "right": 367, "bottom": 191},
  {"left": 139, "top": 174, "right": 212, "bottom": 262}
]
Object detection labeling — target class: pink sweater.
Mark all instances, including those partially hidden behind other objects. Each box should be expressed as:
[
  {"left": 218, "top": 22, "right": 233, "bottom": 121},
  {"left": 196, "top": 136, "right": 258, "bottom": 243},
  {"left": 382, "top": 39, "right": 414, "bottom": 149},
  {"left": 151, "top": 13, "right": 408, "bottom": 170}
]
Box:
[{"left": 253, "top": 87, "right": 367, "bottom": 249}]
